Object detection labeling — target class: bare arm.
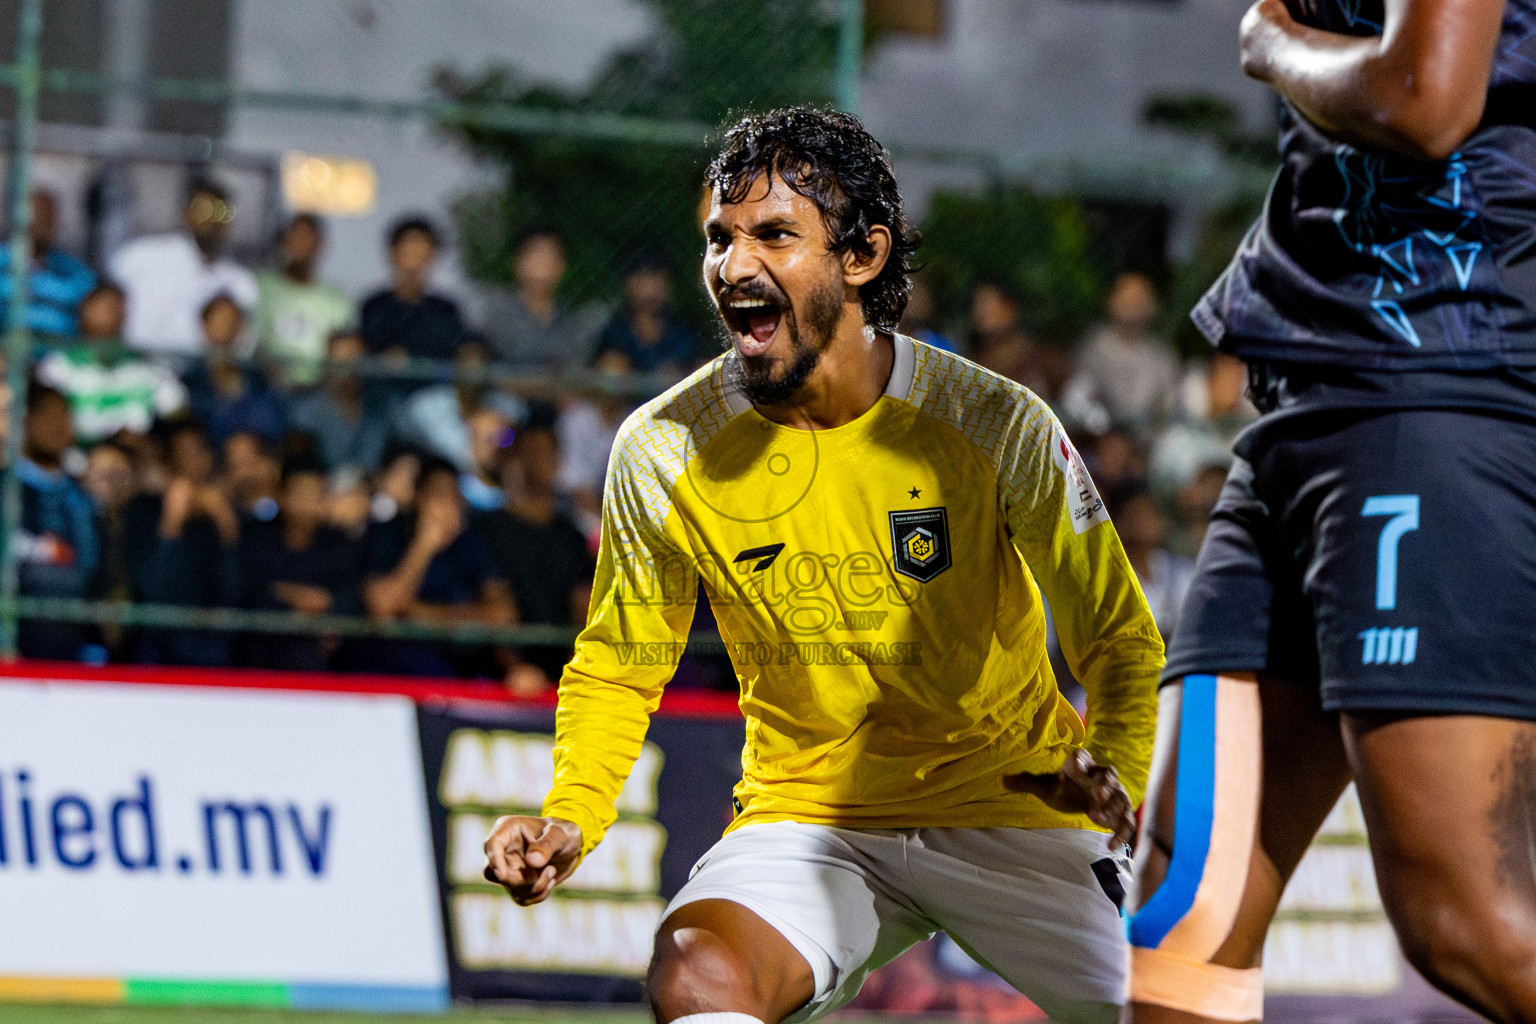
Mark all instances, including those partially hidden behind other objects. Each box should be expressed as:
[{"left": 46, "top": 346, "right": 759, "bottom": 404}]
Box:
[
  {"left": 363, "top": 537, "right": 439, "bottom": 619},
  {"left": 364, "top": 500, "right": 463, "bottom": 619},
  {"left": 1240, "top": 0, "right": 1506, "bottom": 161}
]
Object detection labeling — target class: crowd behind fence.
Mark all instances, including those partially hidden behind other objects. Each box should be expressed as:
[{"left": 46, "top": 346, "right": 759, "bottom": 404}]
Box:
[
  {"left": 0, "top": 0, "right": 1261, "bottom": 694},
  {"left": 0, "top": 171, "right": 1256, "bottom": 695}
]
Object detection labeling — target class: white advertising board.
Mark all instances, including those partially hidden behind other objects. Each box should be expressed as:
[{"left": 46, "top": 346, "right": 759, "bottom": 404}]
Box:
[{"left": 0, "top": 678, "right": 448, "bottom": 1011}]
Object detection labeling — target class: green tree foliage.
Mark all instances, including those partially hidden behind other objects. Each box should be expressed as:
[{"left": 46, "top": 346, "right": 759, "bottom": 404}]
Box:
[
  {"left": 1141, "top": 92, "right": 1275, "bottom": 357},
  {"left": 437, "top": 0, "right": 839, "bottom": 326},
  {"left": 917, "top": 187, "right": 1106, "bottom": 345}
]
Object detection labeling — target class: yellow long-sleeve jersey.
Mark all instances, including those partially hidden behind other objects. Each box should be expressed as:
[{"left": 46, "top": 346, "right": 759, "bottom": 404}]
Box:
[{"left": 543, "top": 335, "right": 1163, "bottom": 855}]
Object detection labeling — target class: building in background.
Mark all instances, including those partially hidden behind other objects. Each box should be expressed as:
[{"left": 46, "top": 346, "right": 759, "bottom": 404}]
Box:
[{"left": 1, "top": 0, "right": 1273, "bottom": 300}]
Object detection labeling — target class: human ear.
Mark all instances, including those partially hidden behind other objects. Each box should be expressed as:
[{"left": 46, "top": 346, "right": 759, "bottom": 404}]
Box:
[{"left": 843, "top": 224, "right": 892, "bottom": 288}]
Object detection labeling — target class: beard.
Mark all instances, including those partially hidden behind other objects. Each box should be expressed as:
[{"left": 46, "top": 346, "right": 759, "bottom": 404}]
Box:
[{"left": 717, "top": 277, "right": 845, "bottom": 408}]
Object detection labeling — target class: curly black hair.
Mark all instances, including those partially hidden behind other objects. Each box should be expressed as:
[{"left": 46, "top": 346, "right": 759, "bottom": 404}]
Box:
[{"left": 704, "top": 107, "right": 918, "bottom": 332}]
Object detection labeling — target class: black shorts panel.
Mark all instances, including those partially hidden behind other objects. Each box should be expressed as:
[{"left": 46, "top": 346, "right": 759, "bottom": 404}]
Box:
[
  {"left": 1164, "top": 409, "right": 1536, "bottom": 719},
  {"left": 1161, "top": 459, "right": 1319, "bottom": 686}
]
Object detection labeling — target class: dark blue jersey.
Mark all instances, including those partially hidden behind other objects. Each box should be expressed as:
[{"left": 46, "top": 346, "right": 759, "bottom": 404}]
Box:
[{"left": 1196, "top": 0, "right": 1536, "bottom": 370}]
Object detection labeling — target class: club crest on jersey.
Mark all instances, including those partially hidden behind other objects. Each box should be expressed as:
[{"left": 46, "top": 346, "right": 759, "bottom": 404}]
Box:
[
  {"left": 889, "top": 507, "right": 952, "bottom": 582},
  {"left": 1051, "top": 426, "right": 1108, "bottom": 535}
]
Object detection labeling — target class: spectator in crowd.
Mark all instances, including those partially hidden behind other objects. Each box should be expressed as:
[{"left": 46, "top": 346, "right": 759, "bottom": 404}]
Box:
[
  {"left": 324, "top": 466, "right": 373, "bottom": 540},
  {"left": 13, "top": 384, "right": 99, "bottom": 660},
  {"left": 287, "top": 329, "right": 392, "bottom": 474},
  {"left": 254, "top": 213, "right": 351, "bottom": 388},
  {"left": 555, "top": 392, "right": 623, "bottom": 541},
  {"left": 36, "top": 281, "right": 189, "bottom": 444},
  {"left": 480, "top": 421, "right": 594, "bottom": 694},
  {"left": 360, "top": 216, "right": 465, "bottom": 362},
  {"left": 393, "top": 337, "right": 524, "bottom": 507},
  {"left": 109, "top": 180, "right": 258, "bottom": 357},
  {"left": 1205, "top": 351, "right": 1252, "bottom": 422},
  {"left": 183, "top": 294, "right": 286, "bottom": 447},
  {"left": 968, "top": 278, "right": 1049, "bottom": 397},
  {"left": 0, "top": 191, "right": 95, "bottom": 336},
  {"left": 1083, "top": 427, "right": 1149, "bottom": 497},
  {"left": 74, "top": 276, "right": 126, "bottom": 340},
  {"left": 1106, "top": 480, "right": 1195, "bottom": 640},
  {"left": 1060, "top": 271, "right": 1180, "bottom": 432},
  {"left": 479, "top": 226, "right": 600, "bottom": 370},
  {"left": 461, "top": 405, "right": 514, "bottom": 512},
  {"left": 367, "top": 444, "right": 420, "bottom": 525},
  {"left": 592, "top": 250, "right": 698, "bottom": 378},
  {"left": 222, "top": 430, "right": 281, "bottom": 521},
  {"left": 1171, "top": 460, "right": 1230, "bottom": 559},
  {"left": 898, "top": 274, "right": 957, "bottom": 354},
  {"left": 81, "top": 439, "right": 136, "bottom": 531},
  {"left": 129, "top": 419, "right": 241, "bottom": 666},
  {"left": 359, "top": 455, "right": 516, "bottom": 676},
  {"left": 81, "top": 438, "right": 137, "bottom": 587},
  {"left": 82, "top": 439, "right": 157, "bottom": 660},
  {"left": 118, "top": 427, "right": 170, "bottom": 500},
  {"left": 237, "top": 455, "right": 360, "bottom": 671}
]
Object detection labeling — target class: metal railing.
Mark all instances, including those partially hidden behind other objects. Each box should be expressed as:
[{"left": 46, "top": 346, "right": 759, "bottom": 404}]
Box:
[
  {"left": 12, "top": 596, "right": 580, "bottom": 648},
  {"left": 0, "top": 0, "right": 856, "bottom": 662},
  {"left": 0, "top": 0, "right": 1257, "bottom": 665}
]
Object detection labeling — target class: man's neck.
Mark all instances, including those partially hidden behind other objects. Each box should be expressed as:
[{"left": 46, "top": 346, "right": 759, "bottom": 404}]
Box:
[
  {"left": 285, "top": 263, "right": 315, "bottom": 286},
  {"left": 756, "top": 313, "right": 894, "bottom": 430},
  {"left": 509, "top": 490, "right": 558, "bottom": 525},
  {"left": 23, "top": 452, "right": 61, "bottom": 474},
  {"left": 212, "top": 360, "right": 244, "bottom": 395},
  {"left": 330, "top": 382, "right": 362, "bottom": 413},
  {"left": 1110, "top": 322, "right": 1145, "bottom": 346},
  {"left": 283, "top": 519, "right": 319, "bottom": 551},
  {"left": 394, "top": 277, "right": 426, "bottom": 303},
  {"left": 629, "top": 306, "right": 665, "bottom": 346},
  {"left": 520, "top": 287, "right": 557, "bottom": 323}
]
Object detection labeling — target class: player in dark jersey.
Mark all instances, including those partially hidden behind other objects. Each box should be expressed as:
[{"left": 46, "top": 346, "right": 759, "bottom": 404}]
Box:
[{"left": 1126, "top": 1, "right": 1536, "bottom": 1022}]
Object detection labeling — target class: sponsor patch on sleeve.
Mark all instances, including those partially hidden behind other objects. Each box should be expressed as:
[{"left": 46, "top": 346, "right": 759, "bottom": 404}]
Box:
[{"left": 1051, "top": 426, "right": 1109, "bottom": 535}]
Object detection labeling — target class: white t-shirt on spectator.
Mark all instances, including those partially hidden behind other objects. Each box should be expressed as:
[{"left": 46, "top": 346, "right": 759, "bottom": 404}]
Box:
[
  {"left": 555, "top": 398, "right": 620, "bottom": 498},
  {"left": 109, "top": 232, "right": 258, "bottom": 356}
]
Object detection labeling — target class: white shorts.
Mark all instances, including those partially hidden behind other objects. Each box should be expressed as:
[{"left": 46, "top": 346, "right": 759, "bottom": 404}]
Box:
[{"left": 663, "top": 821, "right": 1130, "bottom": 1024}]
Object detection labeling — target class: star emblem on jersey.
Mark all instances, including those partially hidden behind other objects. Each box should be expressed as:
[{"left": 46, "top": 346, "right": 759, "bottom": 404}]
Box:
[
  {"left": 889, "top": 507, "right": 951, "bottom": 582},
  {"left": 908, "top": 486, "right": 921, "bottom": 499}
]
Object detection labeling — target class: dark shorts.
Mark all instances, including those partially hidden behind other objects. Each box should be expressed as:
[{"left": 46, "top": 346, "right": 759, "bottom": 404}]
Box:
[{"left": 1164, "top": 408, "right": 1536, "bottom": 719}]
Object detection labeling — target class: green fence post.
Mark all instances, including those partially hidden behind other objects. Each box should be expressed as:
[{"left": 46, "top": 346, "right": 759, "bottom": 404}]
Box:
[
  {"left": 835, "top": 0, "right": 864, "bottom": 116},
  {"left": 0, "top": 0, "right": 43, "bottom": 659}
]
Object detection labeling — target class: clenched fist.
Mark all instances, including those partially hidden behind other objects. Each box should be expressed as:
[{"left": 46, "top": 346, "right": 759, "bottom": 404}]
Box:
[
  {"left": 1002, "top": 748, "right": 1137, "bottom": 849},
  {"left": 482, "top": 816, "right": 584, "bottom": 906}
]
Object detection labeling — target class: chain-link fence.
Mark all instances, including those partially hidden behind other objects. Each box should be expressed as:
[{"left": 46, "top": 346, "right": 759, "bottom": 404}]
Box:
[
  {"left": 0, "top": 0, "right": 876, "bottom": 672},
  {"left": 0, "top": 0, "right": 1261, "bottom": 678}
]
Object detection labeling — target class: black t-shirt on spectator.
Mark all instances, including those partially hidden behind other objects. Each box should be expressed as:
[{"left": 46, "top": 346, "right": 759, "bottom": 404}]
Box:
[
  {"left": 478, "top": 508, "right": 592, "bottom": 626},
  {"left": 352, "top": 513, "right": 505, "bottom": 678},
  {"left": 238, "top": 518, "right": 360, "bottom": 613},
  {"left": 478, "top": 507, "right": 592, "bottom": 681},
  {"left": 361, "top": 514, "right": 502, "bottom": 604},
  {"left": 124, "top": 492, "right": 240, "bottom": 667},
  {"left": 237, "top": 517, "right": 361, "bottom": 672},
  {"left": 359, "top": 291, "right": 465, "bottom": 361}
]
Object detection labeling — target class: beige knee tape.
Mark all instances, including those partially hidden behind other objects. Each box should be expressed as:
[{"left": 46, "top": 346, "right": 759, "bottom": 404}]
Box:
[{"left": 1130, "top": 945, "right": 1264, "bottom": 1022}]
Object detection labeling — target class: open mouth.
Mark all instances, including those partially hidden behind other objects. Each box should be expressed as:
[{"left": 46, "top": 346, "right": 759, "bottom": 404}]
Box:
[{"left": 725, "top": 296, "right": 784, "bottom": 358}]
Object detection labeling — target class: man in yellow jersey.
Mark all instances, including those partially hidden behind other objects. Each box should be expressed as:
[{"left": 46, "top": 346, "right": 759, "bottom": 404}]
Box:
[{"left": 483, "top": 108, "right": 1163, "bottom": 1024}]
